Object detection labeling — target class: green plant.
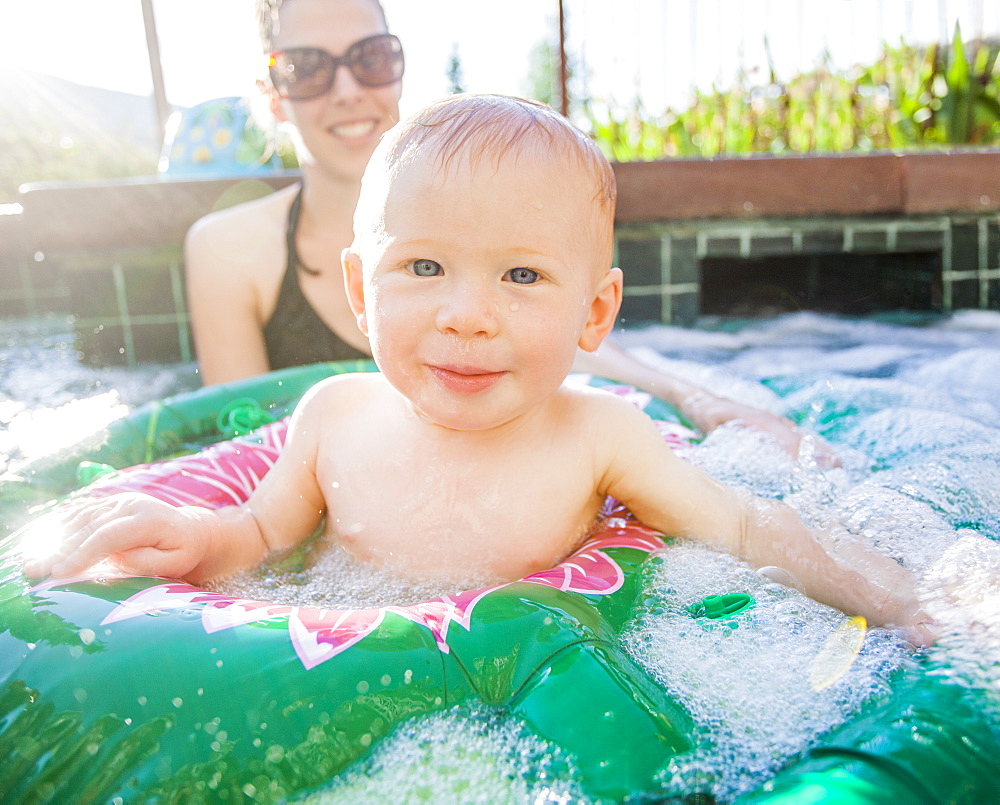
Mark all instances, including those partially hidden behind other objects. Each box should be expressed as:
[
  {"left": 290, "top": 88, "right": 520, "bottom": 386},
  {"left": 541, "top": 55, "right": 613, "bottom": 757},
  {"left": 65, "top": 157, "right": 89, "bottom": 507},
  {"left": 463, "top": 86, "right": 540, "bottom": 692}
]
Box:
[
  {"left": 586, "top": 27, "right": 1000, "bottom": 161},
  {"left": 873, "top": 23, "right": 1000, "bottom": 146}
]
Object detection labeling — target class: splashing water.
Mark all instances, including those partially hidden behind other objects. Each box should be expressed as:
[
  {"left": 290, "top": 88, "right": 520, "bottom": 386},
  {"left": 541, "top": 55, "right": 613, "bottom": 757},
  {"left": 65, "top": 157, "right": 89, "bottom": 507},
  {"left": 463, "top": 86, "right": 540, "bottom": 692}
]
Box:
[
  {"left": 0, "top": 317, "right": 199, "bottom": 475},
  {"left": 206, "top": 541, "right": 498, "bottom": 611},
  {"left": 300, "top": 706, "right": 584, "bottom": 804},
  {"left": 5, "top": 310, "right": 1000, "bottom": 800},
  {"left": 622, "top": 543, "right": 909, "bottom": 801}
]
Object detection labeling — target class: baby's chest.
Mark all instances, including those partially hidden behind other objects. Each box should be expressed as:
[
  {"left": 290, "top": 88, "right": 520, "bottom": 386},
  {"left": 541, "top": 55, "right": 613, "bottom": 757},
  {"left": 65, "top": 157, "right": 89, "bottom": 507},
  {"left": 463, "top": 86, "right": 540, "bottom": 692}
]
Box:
[{"left": 317, "top": 456, "right": 601, "bottom": 579}]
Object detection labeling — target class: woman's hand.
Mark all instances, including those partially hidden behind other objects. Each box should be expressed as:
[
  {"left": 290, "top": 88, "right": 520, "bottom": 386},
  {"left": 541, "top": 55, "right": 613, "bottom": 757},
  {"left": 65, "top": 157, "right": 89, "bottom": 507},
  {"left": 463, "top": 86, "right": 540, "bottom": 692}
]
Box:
[
  {"left": 19, "top": 493, "right": 211, "bottom": 581},
  {"left": 683, "top": 389, "right": 841, "bottom": 467}
]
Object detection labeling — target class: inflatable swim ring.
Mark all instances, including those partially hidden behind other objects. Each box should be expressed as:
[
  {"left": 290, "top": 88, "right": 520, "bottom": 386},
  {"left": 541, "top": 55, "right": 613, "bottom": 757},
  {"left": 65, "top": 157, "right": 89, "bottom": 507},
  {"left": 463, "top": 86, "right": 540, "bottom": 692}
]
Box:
[
  {"left": 2, "top": 363, "right": 999, "bottom": 802},
  {"left": 0, "top": 365, "right": 702, "bottom": 802}
]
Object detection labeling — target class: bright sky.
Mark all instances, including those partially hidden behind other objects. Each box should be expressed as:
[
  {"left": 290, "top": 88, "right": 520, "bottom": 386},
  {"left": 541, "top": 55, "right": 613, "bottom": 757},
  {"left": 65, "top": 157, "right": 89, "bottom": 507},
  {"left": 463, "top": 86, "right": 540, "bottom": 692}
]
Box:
[{"left": 3, "top": 1, "right": 999, "bottom": 119}]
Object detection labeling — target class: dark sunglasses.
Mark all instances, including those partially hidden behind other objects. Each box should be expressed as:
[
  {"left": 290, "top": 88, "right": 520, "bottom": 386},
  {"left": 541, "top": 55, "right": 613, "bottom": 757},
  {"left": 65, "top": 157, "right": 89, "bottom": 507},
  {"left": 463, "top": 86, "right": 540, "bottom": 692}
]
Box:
[{"left": 268, "top": 33, "right": 404, "bottom": 100}]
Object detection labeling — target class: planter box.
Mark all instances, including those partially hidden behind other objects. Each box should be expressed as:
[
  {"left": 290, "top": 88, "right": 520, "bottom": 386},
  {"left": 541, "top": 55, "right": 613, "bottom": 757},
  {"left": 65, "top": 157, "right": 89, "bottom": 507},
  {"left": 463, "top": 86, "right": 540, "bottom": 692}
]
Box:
[
  {"left": 612, "top": 150, "right": 1000, "bottom": 223},
  {"left": 901, "top": 152, "right": 1000, "bottom": 214}
]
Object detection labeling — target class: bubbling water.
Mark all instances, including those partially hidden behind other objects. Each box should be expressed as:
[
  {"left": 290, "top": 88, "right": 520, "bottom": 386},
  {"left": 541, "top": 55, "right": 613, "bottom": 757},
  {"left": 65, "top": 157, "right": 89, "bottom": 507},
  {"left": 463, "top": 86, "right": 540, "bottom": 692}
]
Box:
[
  {"left": 5, "top": 311, "right": 1000, "bottom": 800},
  {"left": 623, "top": 542, "right": 910, "bottom": 802},
  {"left": 617, "top": 417, "right": 927, "bottom": 801},
  {"left": 299, "top": 706, "right": 584, "bottom": 804},
  {"left": 206, "top": 540, "right": 497, "bottom": 610},
  {"left": 920, "top": 533, "right": 1000, "bottom": 697},
  {"left": 0, "top": 317, "right": 198, "bottom": 475}
]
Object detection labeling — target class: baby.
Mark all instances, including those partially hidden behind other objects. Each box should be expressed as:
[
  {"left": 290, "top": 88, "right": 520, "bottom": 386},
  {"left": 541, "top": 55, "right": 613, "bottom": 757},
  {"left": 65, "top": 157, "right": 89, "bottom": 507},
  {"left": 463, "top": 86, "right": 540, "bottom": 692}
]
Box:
[{"left": 22, "top": 95, "right": 929, "bottom": 641}]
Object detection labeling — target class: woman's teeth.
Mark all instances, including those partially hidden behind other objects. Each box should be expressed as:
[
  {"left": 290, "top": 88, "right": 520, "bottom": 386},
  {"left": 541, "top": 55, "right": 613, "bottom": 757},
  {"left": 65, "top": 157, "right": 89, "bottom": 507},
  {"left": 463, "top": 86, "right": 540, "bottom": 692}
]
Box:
[{"left": 332, "top": 120, "right": 377, "bottom": 139}]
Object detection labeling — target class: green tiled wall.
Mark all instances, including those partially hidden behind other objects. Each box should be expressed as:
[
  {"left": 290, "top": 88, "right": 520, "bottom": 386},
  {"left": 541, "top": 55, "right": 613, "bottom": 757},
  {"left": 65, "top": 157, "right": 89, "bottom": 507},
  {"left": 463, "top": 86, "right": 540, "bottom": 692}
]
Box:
[{"left": 616, "top": 214, "right": 1000, "bottom": 325}]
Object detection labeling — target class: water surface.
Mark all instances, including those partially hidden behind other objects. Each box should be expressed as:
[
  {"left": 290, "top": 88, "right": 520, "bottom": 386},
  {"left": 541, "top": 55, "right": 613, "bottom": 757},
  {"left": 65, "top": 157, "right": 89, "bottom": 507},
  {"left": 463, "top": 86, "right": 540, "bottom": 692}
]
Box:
[{"left": 3, "top": 310, "right": 998, "bottom": 801}]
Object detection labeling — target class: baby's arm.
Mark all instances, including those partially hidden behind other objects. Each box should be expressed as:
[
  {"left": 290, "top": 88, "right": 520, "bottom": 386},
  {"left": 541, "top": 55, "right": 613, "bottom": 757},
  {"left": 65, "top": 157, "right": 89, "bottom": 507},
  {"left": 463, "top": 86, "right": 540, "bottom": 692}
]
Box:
[
  {"left": 597, "top": 395, "right": 929, "bottom": 641},
  {"left": 21, "top": 383, "right": 332, "bottom": 584}
]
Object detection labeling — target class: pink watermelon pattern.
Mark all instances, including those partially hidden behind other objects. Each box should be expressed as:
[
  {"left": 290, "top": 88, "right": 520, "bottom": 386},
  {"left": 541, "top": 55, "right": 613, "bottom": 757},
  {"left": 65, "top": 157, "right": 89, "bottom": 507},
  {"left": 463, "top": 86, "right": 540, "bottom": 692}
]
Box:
[
  {"left": 53, "top": 383, "right": 693, "bottom": 671},
  {"left": 92, "top": 524, "right": 666, "bottom": 670}
]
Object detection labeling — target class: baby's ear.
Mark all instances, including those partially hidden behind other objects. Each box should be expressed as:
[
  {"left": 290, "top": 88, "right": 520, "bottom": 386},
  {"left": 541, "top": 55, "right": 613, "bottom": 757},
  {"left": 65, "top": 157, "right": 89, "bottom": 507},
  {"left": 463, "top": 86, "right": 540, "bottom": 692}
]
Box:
[
  {"left": 342, "top": 249, "right": 369, "bottom": 335},
  {"left": 578, "top": 267, "right": 623, "bottom": 352}
]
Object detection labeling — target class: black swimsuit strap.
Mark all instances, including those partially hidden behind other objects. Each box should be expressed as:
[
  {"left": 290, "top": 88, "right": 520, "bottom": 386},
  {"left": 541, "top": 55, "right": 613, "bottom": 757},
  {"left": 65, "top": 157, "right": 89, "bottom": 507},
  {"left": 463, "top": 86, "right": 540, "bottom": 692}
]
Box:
[{"left": 286, "top": 186, "right": 320, "bottom": 276}]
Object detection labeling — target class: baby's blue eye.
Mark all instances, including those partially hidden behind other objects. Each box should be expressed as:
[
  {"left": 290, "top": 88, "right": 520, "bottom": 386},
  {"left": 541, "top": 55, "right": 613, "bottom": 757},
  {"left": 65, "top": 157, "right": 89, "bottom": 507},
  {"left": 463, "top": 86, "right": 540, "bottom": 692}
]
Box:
[
  {"left": 505, "top": 267, "right": 539, "bottom": 284},
  {"left": 411, "top": 259, "right": 442, "bottom": 277}
]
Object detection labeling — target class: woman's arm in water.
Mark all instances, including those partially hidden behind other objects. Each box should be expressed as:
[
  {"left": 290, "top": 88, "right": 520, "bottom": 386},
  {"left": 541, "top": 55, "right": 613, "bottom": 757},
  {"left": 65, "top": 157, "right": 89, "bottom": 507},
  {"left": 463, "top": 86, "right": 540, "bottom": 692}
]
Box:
[{"left": 573, "top": 337, "right": 836, "bottom": 464}]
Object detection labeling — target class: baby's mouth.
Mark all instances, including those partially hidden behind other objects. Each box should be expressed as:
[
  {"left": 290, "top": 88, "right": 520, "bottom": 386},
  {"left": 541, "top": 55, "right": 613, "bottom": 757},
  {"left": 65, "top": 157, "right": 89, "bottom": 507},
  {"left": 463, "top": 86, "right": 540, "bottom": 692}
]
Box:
[{"left": 430, "top": 365, "right": 507, "bottom": 394}]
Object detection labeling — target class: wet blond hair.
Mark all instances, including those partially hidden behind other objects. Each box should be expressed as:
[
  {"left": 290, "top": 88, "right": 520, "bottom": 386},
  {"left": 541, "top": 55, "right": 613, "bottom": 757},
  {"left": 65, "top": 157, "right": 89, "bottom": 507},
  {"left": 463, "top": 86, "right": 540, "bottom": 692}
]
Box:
[{"left": 356, "top": 94, "right": 617, "bottom": 264}]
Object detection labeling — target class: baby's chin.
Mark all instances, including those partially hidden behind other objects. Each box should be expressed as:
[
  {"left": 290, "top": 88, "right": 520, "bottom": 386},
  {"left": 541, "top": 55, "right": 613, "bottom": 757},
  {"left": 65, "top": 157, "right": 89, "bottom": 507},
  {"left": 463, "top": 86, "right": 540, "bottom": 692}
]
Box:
[{"left": 406, "top": 400, "right": 525, "bottom": 433}]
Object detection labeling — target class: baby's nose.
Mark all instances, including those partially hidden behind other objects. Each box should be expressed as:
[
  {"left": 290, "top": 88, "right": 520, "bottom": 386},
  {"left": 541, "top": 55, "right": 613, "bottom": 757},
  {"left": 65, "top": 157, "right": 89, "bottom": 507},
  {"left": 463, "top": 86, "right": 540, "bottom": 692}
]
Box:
[{"left": 435, "top": 285, "right": 500, "bottom": 337}]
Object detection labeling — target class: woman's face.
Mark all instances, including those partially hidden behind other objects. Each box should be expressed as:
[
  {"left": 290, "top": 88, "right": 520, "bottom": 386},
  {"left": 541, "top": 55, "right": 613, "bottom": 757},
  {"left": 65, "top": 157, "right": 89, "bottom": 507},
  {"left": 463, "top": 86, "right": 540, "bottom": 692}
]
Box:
[{"left": 270, "top": 0, "right": 402, "bottom": 184}]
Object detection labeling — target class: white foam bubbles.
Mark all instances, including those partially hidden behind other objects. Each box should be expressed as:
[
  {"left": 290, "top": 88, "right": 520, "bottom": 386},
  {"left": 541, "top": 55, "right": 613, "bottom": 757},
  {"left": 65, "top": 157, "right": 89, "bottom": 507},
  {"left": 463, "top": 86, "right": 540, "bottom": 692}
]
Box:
[
  {"left": 299, "top": 706, "right": 585, "bottom": 804},
  {"left": 208, "top": 540, "right": 497, "bottom": 610},
  {"left": 622, "top": 542, "right": 910, "bottom": 801}
]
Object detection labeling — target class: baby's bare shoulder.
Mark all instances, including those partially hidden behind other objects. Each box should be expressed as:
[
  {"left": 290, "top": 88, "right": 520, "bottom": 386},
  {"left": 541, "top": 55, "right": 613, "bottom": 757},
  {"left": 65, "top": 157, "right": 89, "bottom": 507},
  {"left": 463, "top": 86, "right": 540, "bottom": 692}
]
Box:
[
  {"left": 285, "top": 373, "right": 389, "bottom": 452},
  {"left": 558, "top": 381, "right": 655, "bottom": 425},
  {"left": 300, "top": 372, "right": 386, "bottom": 410},
  {"left": 550, "top": 384, "right": 661, "bottom": 461}
]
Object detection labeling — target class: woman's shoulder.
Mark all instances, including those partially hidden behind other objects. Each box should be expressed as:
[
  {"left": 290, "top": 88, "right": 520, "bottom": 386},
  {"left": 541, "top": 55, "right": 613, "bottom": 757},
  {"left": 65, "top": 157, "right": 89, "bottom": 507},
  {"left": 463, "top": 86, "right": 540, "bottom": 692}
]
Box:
[
  {"left": 186, "top": 183, "right": 299, "bottom": 254},
  {"left": 184, "top": 184, "right": 299, "bottom": 284}
]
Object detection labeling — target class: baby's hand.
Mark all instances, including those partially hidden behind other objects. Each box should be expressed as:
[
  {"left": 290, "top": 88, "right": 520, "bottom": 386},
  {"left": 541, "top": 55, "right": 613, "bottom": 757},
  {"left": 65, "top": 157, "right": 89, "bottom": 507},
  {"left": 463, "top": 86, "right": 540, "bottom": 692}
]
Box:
[{"left": 19, "top": 493, "right": 210, "bottom": 581}]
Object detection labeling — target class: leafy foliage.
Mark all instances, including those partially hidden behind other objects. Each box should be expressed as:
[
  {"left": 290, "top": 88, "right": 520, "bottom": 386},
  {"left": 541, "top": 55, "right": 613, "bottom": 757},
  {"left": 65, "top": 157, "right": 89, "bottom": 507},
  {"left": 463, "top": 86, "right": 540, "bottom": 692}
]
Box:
[
  {"left": 0, "top": 71, "right": 158, "bottom": 203},
  {"left": 587, "top": 25, "right": 1000, "bottom": 161}
]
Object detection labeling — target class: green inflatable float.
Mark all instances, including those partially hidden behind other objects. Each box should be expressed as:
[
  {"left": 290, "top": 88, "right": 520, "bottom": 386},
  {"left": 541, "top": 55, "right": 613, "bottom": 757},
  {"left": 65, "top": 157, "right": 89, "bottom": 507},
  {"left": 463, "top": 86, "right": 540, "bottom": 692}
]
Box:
[{"left": 1, "top": 362, "right": 999, "bottom": 803}]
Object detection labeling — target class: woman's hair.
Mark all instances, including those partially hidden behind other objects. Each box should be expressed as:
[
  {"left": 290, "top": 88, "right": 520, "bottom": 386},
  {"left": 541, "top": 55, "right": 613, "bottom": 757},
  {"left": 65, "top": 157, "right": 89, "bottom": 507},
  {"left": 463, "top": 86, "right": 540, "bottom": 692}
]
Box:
[{"left": 255, "top": 0, "right": 389, "bottom": 52}]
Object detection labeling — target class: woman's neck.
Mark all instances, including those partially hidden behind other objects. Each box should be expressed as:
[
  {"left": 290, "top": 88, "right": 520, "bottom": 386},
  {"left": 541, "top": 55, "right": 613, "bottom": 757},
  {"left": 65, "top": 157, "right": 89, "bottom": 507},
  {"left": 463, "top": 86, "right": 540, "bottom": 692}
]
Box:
[
  {"left": 288, "top": 164, "right": 362, "bottom": 277},
  {"left": 298, "top": 163, "right": 362, "bottom": 223}
]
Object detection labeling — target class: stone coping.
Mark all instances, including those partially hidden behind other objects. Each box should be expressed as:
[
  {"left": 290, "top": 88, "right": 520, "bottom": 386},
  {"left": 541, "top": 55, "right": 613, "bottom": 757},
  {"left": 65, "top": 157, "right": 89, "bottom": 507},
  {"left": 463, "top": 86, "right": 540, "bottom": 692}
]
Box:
[
  {"left": 613, "top": 150, "right": 1000, "bottom": 222},
  {"left": 10, "top": 151, "right": 1000, "bottom": 257}
]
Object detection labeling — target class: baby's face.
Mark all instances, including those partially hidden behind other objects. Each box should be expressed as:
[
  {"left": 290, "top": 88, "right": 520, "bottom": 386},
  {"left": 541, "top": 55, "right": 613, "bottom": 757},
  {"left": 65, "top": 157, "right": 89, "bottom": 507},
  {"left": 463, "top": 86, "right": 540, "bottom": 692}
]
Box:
[{"left": 351, "top": 151, "right": 615, "bottom": 431}]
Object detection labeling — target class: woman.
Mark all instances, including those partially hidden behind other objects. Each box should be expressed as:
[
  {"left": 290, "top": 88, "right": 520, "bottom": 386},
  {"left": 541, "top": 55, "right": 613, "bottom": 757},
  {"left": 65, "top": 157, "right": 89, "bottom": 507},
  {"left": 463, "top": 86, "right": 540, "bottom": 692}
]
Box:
[{"left": 185, "top": 0, "right": 820, "bottom": 457}]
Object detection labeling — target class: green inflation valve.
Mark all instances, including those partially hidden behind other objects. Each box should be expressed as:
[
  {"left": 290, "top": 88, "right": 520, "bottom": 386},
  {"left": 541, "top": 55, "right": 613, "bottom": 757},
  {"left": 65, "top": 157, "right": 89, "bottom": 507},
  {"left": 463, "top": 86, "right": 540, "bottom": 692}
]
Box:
[
  {"left": 76, "top": 461, "right": 118, "bottom": 485},
  {"left": 687, "top": 593, "right": 755, "bottom": 621},
  {"left": 215, "top": 397, "right": 276, "bottom": 437}
]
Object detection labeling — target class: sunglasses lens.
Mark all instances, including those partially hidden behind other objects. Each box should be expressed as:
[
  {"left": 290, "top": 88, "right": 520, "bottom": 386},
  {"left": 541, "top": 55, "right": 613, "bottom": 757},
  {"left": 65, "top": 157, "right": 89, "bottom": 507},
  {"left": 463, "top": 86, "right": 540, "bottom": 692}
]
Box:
[
  {"left": 349, "top": 35, "right": 404, "bottom": 86},
  {"left": 269, "top": 36, "right": 403, "bottom": 100},
  {"left": 270, "top": 49, "right": 336, "bottom": 100}
]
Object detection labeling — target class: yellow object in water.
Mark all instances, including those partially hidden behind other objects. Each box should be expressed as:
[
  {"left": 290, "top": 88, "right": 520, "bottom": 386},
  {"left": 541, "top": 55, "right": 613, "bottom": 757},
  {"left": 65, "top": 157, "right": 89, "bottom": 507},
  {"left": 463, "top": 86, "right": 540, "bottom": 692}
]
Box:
[{"left": 809, "top": 615, "right": 867, "bottom": 691}]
